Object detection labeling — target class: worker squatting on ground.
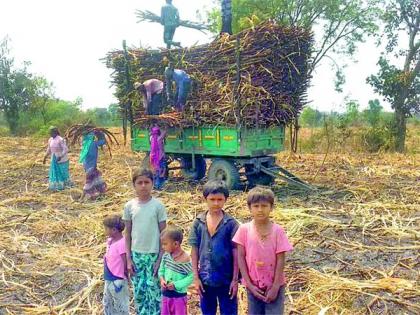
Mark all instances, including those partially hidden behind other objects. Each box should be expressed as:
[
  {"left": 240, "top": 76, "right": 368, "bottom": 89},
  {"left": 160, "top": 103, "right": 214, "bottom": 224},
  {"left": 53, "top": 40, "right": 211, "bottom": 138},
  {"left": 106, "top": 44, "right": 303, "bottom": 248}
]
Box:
[
  {"left": 134, "top": 79, "right": 164, "bottom": 115},
  {"left": 164, "top": 65, "right": 191, "bottom": 111}
]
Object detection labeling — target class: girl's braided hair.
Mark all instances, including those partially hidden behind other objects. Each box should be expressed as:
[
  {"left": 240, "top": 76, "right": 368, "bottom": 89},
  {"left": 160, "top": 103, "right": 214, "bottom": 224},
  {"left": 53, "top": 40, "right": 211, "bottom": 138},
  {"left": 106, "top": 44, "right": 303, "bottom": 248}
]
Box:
[{"left": 103, "top": 214, "right": 125, "bottom": 232}]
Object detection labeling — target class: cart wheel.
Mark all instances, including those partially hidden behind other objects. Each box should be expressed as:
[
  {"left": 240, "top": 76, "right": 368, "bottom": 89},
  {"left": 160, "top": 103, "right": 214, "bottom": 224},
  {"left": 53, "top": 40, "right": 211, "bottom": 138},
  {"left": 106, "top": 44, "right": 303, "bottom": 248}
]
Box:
[
  {"left": 208, "top": 159, "right": 240, "bottom": 190},
  {"left": 181, "top": 156, "right": 207, "bottom": 180}
]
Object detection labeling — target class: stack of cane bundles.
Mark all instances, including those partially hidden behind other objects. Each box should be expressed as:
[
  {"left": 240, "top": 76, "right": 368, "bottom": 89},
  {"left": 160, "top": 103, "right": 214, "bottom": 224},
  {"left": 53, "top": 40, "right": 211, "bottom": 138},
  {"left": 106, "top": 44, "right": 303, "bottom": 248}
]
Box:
[{"left": 106, "top": 21, "right": 313, "bottom": 128}]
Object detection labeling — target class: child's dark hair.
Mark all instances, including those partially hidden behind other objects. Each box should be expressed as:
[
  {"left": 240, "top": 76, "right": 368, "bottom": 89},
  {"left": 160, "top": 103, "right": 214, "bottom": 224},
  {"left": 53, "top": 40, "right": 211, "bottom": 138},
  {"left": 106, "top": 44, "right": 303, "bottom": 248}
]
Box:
[
  {"left": 103, "top": 215, "right": 125, "bottom": 232},
  {"left": 161, "top": 226, "right": 184, "bottom": 243},
  {"left": 132, "top": 168, "right": 154, "bottom": 184},
  {"left": 203, "top": 180, "right": 229, "bottom": 198},
  {"left": 247, "top": 187, "right": 275, "bottom": 207}
]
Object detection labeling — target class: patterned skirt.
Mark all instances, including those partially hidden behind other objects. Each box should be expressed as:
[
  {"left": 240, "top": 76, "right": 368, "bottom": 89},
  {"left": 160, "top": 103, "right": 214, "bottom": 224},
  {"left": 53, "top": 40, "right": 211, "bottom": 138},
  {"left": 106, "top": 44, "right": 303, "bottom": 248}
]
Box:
[
  {"left": 131, "top": 252, "right": 161, "bottom": 315},
  {"left": 83, "top": 167, "right": 106, "bottom": 199},
  {"left": 49, "top": 156, "right": 72, "bottom": 191}
]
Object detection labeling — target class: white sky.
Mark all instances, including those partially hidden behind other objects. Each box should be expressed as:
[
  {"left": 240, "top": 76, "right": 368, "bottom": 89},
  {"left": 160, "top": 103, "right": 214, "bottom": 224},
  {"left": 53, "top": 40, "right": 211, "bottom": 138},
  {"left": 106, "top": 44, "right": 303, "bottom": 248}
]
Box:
[{"left": 0, "top": 0, "right": 392, "bottom": 112}]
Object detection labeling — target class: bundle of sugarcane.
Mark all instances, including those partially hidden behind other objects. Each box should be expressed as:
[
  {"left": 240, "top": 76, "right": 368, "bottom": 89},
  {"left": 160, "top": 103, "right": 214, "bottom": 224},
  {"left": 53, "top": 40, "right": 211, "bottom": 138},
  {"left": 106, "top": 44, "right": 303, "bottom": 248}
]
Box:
[
  {"left": 133, "top": 112, "right": 183, "bottom": 128},
  {"left": 135, "top": 9, "right": 209, "bottom": 32},
  {"left": 65, "top": 124, "right": 119, "bottom": 149},
  {"left": 106, "top": 21, "right": 313, "bottom": 128}
]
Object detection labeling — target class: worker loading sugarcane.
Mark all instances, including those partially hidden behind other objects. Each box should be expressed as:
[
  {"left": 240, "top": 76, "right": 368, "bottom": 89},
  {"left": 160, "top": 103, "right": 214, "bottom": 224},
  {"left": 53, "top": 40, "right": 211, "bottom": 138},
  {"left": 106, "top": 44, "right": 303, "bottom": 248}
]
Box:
[
  {"left": 164, "top": 63, "right": 191, "bottom": 112},
  {"left": 134, "top": 79, "right": 165, "bottom": 116}
]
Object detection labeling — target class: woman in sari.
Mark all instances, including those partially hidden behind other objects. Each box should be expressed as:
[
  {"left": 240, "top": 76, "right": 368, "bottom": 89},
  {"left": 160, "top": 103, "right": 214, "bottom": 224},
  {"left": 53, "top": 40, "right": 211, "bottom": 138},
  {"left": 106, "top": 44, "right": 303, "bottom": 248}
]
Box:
[
  {"left": 43, "top": 126, "right": 72, "bottom": 191},
  {"left": 150, "top": 125, "right": 167, "bottom": 190},
  {"left": 79, "top": 131, "right": 107, "bottom": 200}
]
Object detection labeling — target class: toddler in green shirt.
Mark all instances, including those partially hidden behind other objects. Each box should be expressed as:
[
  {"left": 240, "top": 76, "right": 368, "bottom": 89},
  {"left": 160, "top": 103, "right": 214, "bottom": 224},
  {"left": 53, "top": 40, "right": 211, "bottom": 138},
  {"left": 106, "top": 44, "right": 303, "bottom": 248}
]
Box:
[{"left": 159, "top": 226, "right": 193, "bottom": 315}]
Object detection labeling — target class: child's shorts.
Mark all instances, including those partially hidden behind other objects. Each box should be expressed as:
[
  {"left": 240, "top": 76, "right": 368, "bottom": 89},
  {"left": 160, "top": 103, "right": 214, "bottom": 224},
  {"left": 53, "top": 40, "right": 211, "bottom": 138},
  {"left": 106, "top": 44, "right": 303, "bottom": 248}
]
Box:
[
  {"left": 103, "top": 279, "right": 129, "bottom": 315},
  {"left": 247, "top": 285, "right": 285, "bottom": 315}
]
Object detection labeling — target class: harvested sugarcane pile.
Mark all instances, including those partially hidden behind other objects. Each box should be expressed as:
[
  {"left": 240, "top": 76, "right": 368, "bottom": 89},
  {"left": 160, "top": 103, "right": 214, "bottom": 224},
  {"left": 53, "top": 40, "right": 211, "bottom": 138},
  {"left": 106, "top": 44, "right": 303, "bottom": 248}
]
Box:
[
  {"left": 133, "top": 111, "right": 182, "bottom": 128},
  {"left": 65, "top": 124, "right": 119, "bottom": 157},
  {"left": 106, "top": 21, "right": 313, "bottom": 128},
  {"left": 65, "top": 124, "right": 119, "bottom": 147}
]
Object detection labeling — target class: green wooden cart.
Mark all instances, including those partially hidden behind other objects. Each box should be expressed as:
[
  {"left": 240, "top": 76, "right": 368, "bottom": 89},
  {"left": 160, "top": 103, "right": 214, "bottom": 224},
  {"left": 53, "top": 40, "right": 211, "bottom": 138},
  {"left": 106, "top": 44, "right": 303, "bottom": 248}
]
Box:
[{"left": 132, "top": 125, "right": 311, "bottom": 190}]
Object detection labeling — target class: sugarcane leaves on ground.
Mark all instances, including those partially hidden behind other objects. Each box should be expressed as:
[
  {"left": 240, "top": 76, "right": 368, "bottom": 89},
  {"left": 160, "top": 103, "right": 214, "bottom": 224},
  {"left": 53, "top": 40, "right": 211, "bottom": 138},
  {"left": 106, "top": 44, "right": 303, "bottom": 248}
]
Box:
[{"left": 0, "top": 134, "right": 419, "bottom": 314}]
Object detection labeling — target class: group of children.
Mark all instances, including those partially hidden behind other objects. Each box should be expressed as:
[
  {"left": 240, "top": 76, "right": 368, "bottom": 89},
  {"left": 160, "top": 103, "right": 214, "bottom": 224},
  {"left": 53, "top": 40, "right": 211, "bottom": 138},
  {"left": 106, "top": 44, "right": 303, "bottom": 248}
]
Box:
[{"left": 102, "top": 168, "right": 293, "bottom": 315}]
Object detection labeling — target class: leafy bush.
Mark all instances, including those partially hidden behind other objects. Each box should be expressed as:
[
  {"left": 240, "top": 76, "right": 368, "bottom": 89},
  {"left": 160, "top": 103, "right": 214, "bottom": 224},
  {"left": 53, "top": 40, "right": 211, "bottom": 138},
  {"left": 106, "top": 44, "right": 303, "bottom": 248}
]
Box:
[{"left": 13, "top": 100, "right": 120, "bottom": 137}]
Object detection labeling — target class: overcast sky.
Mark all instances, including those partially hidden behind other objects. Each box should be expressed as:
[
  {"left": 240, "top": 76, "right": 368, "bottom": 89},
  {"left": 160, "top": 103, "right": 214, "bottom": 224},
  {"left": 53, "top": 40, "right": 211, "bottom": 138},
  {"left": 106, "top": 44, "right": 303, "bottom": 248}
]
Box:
[{"left": 0, "top": 0, "right": 392, "bottom": 112}]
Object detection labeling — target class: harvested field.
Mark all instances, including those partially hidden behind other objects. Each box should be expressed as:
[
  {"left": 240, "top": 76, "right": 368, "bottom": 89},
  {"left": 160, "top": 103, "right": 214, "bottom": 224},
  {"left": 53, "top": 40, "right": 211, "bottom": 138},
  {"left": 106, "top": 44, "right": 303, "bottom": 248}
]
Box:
[{"left": 0, "top": 133, "right": 419, "bottom": 314}]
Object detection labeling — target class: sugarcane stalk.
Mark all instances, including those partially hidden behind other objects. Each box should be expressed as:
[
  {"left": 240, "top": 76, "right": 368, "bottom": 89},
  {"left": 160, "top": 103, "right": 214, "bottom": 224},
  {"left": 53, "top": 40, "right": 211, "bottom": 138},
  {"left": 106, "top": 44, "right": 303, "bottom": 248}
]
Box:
[{"left": 105, "top": 21, "right": 313, "bottom": 128}]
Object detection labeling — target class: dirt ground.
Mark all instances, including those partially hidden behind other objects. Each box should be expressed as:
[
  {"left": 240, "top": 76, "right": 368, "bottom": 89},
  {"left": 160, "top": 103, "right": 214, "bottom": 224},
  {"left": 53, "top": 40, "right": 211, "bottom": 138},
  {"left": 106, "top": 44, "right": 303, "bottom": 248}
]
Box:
[{"left": 0, "top": 134, "right": 419, "bottom": 315}]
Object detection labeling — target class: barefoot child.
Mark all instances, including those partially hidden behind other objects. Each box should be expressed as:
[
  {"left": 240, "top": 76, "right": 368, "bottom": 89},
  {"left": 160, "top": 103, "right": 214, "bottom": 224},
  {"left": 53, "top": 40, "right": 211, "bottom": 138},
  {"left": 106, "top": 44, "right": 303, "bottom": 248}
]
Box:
[
  {"left": 123, "top": 168, "right": 167, "bottom": 315},
  {"left": 233, "top": 187, "right": 293, "bottom": 315},
  {"left": 159, "top": 226, "right": 193, "bottom": 315},
  {"left": 189, "top": 180, "right": 239, "bottom": 315},
  {"left": 102, "top": 215, "right": 129, "bottom": 315}
]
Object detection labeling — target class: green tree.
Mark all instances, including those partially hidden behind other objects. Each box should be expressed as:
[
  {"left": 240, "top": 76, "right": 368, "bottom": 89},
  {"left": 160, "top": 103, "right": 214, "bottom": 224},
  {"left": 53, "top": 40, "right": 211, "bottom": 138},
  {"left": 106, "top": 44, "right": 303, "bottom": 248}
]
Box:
[
  {"left": 300, "top": 106, "right": 322, "bottom": 127},
  {"left": 367, "top": 0, "right": 420, "bottom": 152},
  {"left": 108, "top": 103, "right": 121, "bottom": 124},
  {"left": 208, "top": 0, "right": 380, "bottom": 78},
  {"left": 30, "top": 76, "right": 55, "bottom": 125},
  {"left": 0, "top": 38, "right": 36, "bottom": 135},
  {"left": 344, "top": 99, "right": 359, "bottom": 124},
  {"left": 86, "top": 107, "right": 112, "bottom": 126},
  {"left": 363, "top": 99, "right": 383, "bottom": 127}
]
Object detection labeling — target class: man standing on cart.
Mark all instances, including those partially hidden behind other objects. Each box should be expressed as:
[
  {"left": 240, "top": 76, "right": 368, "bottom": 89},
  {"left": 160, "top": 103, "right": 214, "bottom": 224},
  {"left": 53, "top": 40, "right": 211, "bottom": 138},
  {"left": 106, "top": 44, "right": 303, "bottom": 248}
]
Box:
[{"left": 161, "top": 0, "right": 181, "bottom": 49}]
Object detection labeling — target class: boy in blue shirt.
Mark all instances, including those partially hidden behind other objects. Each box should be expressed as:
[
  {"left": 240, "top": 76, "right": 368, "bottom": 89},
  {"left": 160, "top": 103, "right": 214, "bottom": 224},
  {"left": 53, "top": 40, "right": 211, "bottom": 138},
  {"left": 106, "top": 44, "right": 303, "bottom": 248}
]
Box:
[{"left": 188, "top": 180, "right": 239, "bottom": 315}]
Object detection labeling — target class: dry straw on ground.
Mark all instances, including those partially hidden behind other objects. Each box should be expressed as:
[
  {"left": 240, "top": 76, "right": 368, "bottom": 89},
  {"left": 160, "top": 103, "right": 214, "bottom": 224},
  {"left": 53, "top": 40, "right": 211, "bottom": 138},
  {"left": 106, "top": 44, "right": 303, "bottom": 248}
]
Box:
[{"left": 0, "top": 133, "right": 419, "bottom": 314}]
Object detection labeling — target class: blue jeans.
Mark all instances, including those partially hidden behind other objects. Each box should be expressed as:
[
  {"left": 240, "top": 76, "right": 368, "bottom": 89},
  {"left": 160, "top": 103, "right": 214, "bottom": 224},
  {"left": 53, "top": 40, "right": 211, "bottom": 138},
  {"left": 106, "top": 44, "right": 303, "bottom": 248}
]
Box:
[
  {"left": 175, "top": 78, "right": 191, "bottom": 111},
  {"left": 200, "top": 284, "right": 237, "bottom": 315},
  {"left": 247, "top": 285, "right": 285, "bottom": 315}
]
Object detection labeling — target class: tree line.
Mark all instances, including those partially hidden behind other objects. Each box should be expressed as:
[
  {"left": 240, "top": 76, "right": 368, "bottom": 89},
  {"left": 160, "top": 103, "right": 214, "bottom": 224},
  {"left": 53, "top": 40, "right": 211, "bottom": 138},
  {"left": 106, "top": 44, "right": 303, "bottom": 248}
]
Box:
[
  {"left": 299, "top": 100, "right": 419, "bottom": 152},
  {"left": 0, "top": 38, "right": 119, "bottom": 136}
]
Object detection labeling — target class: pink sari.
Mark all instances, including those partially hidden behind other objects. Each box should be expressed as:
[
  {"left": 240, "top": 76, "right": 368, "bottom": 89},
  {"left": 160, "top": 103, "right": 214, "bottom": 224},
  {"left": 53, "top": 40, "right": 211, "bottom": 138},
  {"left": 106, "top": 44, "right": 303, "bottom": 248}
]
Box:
[{"left": 150, "top": 126, "right": 165, "bottom": 174}]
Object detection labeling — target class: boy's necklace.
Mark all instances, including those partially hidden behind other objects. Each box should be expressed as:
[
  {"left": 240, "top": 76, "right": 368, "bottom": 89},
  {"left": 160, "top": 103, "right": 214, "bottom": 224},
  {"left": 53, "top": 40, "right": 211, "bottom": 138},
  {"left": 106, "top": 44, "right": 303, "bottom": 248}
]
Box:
[{"left": 254, "top": 221, "right": 273, "bottom": 241}]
